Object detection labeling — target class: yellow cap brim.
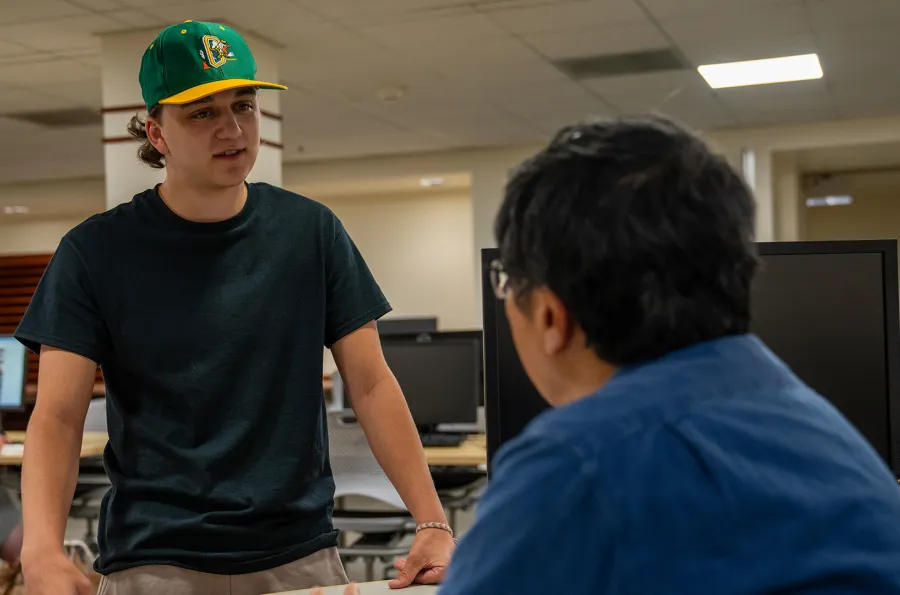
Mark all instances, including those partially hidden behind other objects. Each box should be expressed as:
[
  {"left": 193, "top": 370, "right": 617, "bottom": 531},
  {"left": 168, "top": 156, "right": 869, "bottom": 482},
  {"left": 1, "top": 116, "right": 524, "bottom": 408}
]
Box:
[{"left": 158, "top": 78, "right": 287, "bottom": 105}]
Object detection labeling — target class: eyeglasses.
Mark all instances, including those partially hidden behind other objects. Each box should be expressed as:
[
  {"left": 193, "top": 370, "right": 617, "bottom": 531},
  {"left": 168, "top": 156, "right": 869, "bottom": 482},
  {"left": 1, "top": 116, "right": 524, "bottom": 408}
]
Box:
[{"left": 489, "top": 259, "right": 510, "bottom": 299}]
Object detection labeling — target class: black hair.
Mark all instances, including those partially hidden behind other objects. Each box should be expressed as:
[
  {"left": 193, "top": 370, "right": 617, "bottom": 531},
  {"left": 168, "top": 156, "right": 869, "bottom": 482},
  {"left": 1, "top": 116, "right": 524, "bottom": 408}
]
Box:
[
  {"left": 126, "top": 105, "right": 165, "bottom": 169},
  {"left": 495, "top": 115, "right": 759, "bottom": 366}
]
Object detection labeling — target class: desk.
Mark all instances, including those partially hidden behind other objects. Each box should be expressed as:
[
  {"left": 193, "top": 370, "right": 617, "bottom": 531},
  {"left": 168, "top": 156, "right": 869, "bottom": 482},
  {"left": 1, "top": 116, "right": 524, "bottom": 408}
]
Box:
[
  {"left": 423, "top": 434, "right": 486, "bottom": 468},
  {"left": 0, "top": 431, "right": 107, "bottom": 466},
  {"left": 0, "top": 432, "right": 486, "bottom": 468},
  {"left": 267, "top": 581, "right": 437, "bottom": 595}
]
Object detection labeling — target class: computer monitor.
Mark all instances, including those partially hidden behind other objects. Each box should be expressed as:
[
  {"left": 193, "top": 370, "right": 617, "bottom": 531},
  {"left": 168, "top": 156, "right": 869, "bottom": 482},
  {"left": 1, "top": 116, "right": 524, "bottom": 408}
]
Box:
[
  {"left": 0, "top": 336, "right": 27, "bottom": 411},
  {"left": 377, "top": 317, "right": 438, "bottom": 336},
  {"left": 482, "top": 240, "right": 900, "bottom": 477},
  {"left": 381, "top": 331, "right": 482, "bottom": 430}
]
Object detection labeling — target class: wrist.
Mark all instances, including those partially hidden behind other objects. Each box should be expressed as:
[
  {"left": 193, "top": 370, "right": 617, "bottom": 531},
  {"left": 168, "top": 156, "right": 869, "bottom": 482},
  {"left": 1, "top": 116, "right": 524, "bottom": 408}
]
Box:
[
  {"left": 21, "top": 542, "right": 65, "bottom": 564},
  {"left": 415, "top": 521, "right": 454, "bottom": 539}
]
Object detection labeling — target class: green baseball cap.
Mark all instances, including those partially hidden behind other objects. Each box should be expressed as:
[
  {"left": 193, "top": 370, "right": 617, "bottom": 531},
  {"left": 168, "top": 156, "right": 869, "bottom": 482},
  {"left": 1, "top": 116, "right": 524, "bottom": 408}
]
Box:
[{"left": 139, "top": 20, "right": 287, "bottom": 112}]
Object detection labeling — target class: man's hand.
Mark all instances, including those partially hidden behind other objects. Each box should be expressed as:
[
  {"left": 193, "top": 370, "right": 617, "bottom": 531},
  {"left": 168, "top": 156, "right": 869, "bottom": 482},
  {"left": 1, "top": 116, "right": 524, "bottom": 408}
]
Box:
[
  {"left": 311, "top": 584, "right": 360, "bottom": 595},
  {"left": 389, "top": 528, "right": 455, "bottom": 589},
  {"left": 21, "top": 551, "right": 94, "bottom": 595}
]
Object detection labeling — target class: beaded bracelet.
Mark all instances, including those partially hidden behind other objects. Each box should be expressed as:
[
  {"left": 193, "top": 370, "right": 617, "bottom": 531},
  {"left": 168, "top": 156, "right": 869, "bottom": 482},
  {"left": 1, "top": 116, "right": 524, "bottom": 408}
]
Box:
[{"left": 416, "top": 521, "right": 454, "bottom": 537}]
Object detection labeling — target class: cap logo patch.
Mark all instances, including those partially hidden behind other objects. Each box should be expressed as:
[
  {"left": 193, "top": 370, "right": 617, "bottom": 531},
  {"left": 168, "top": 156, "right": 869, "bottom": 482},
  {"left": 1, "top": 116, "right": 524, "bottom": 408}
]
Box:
[{"left": 201, "top": 35, "right": 235, "bottom": 69}]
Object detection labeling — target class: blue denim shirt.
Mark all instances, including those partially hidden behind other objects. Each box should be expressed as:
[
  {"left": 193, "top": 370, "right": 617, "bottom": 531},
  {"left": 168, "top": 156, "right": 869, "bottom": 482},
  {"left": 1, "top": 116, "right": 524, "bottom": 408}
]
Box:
[{"left": 439, "top": 334, "right": 900, "bottom": 594}]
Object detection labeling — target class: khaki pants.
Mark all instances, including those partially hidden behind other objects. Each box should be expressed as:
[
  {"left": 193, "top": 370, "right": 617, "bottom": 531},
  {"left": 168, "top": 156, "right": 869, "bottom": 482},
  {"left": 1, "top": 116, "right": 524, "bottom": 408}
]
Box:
[{"left": 97, "top": 547, "right": 349, "bottom": 595}]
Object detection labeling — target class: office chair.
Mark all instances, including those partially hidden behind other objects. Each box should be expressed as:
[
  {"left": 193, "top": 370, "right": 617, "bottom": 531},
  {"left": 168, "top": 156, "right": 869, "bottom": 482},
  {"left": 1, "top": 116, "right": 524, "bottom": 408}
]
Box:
[
  {"left": 327, "top": 411, "right": 415, "bottom": 582},
  {"left": 68, "top": 397, "right": 111, "bottom": 554}
]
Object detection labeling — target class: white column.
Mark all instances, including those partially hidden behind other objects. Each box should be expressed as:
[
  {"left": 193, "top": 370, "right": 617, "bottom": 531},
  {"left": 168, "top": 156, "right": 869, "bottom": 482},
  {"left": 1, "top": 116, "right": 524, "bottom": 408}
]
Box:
[
  {"left": 773, "top": 152, "right": 806, "bottom": 241},
  {"left": 99, "top": 26, "right": 283, "bottom": 211},
  {"left": 742, "top": 147, "right": 776, "bottom": 242}
]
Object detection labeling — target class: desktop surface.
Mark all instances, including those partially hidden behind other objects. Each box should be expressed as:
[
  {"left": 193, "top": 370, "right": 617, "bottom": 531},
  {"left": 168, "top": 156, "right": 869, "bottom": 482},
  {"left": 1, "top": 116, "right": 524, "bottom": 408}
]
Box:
[{"left": 0, "top": 336, "right": 26, "bottom": 410}]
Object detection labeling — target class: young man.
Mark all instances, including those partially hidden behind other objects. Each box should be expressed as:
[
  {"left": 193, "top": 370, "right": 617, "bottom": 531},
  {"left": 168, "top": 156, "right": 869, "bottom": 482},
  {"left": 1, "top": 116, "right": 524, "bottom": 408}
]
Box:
[
  {"left": 15, "top": 21, "right": 453, "bottom": 595},
  {"left": 371, "top": 117, "right": 900, "bottom": 594}
]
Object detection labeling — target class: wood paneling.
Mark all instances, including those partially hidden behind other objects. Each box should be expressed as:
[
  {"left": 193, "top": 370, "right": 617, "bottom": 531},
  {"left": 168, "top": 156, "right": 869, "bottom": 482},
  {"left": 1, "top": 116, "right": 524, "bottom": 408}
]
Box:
[{"left": 0, "top": 254, "right": 104, "bottom": 403}]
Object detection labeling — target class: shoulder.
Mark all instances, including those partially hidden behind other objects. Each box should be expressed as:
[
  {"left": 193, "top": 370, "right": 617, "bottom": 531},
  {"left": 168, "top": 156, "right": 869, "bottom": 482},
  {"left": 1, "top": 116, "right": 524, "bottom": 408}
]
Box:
[
  {"left": 251, "top": 183, "right": 344, "bottom": 235},
  {"left": 61, "top": 196, "right": 146, "bottom": 253},
  {"left": 251, "top": 183, "right": 335, "bottom": 217}
]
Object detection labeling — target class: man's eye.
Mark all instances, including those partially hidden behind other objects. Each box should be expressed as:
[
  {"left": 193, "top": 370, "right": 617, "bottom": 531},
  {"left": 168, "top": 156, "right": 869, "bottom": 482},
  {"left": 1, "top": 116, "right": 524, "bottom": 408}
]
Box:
[
  {"left": 236, "top": 102, "right": 254, "bottom": 111},
  {"left": 191, "top": 110, "right": 210, "bottom": 120}
]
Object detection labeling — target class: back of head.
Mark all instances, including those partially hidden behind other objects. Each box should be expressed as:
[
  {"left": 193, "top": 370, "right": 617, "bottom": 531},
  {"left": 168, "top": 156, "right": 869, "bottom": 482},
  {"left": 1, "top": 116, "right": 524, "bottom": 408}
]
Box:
[{"left": 495, "top": 115, "right": 759, "bottom": 366}]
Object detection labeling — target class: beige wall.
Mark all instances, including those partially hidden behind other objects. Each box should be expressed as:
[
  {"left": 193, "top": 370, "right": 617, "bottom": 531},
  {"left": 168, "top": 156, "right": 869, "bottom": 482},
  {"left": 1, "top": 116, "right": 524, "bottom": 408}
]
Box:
[
  {"left": 0, "top": 218, "right": 83, "bottom": 255},
  {"left": 805, "top": 170, "right": 900, "bottom": 242},
  {"left": 312, "top": 189, "right": 477, "bottom": 332}
]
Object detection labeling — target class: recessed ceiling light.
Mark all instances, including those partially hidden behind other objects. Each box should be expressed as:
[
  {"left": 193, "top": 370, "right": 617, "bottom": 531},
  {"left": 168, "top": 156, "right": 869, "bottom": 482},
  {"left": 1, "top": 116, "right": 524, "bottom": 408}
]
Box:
[
  {"left": 806, "top": 195, "right": 853, "bottom": 208},
  {"left": 698, "top": 53, "right": 823, "bottom": 89},
  {"left": 420, "top": 177, "right": 444, "bottom": 188},
  {"left": 2, "top": 206, "right": 28, "bottom": 214}
]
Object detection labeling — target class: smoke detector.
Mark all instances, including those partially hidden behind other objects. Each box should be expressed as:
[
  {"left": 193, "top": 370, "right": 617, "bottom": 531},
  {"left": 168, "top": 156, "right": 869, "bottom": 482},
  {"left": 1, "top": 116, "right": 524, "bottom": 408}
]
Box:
[{"left": 377, "top": 85, "right": 407, "bottom": 103}]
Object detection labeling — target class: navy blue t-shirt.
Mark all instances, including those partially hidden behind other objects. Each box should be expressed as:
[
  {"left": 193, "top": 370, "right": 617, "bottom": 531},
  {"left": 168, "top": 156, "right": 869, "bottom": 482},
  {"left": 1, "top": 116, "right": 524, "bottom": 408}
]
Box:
[
  {"left": 441, "top": 335, "right": 900, "bottom": 594},
  {"left": 15, "top": 182, "right": 391, "bottom": 575}
]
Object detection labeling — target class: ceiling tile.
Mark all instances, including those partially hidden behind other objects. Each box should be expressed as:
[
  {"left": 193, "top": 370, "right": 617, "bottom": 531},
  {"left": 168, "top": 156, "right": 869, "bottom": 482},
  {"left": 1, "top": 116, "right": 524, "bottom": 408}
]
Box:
[
  {"left": 582, "top": 70, "right": 703, "bottom": 101},
  {"left": 713, "top": 80, "right": 839, "bottom": 126},
  {"left": 105, "top": 9, "right": 169, "bottom": 29},
  {"left": 281, "top": 48, "right": 448, "bottom": 105},
  {"left": 431, "top": 53, "right": 570, "bottom": 93},
  {"left": 354, "top": 12, "right": 508, "bottom": 48},
  {"left": 642, "top": 0, "right": 800, "bottom": 19},
  {"left": 486, "top": 0, "right": 646, "bottom": 35},
  {"left": 0, "top": 39, "right": 31, "bottom": 59},
  {"left": 525, "top": 21, "right": 669, "bottom": 59},
  {"left": 679, "top": 32, "right": 818, "bottom": 66},
  {"left": 659, "top": 2, "right": 809, "bottom": 48},
  {"left": 295, "top": 0, "right": 482, "bottom": 21},
  {"left": 732, "top": 106, "right": 839, "bottom": 127},
  {"left": 69, "top": 0, "right": 127, "bottom": 11},
  {"left": 0, "top": 14, "right": 126, "bottom": 53},
  {"left": 32, "top": 79, "right": 102, "bottom": 108},
  {"left": 600, "top": 80, "right": 723, "bottom": 114},
  {"left": 816, "top": 25, "right": 900, "bottom": 72},
  {"left": 0, "top": 1, "right": 87, "bottom": 25},
  {"left": 103, "top": 0, "right": 190, "bottom": 7},
  {"left": 0, "top": 59, "right": 98, "bottom": 85},
  {"left": 806, "top": 0, "right": 900, "bottom": 32},
  {"left": 492, "top": 82, "right": 613, "bottom": 134},
  {"left": 0, "top": 86, "right": 82, "bottom": 113}
]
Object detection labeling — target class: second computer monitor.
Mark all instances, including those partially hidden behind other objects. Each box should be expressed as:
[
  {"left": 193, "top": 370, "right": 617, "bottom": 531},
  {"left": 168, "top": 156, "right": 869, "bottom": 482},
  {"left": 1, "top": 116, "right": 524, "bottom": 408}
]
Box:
[
  {"left": 0, "top": 336, "right": 27, "bottom": 411},
  {"left": 381, "top": 331, "right": 482, "bottom": 429}
]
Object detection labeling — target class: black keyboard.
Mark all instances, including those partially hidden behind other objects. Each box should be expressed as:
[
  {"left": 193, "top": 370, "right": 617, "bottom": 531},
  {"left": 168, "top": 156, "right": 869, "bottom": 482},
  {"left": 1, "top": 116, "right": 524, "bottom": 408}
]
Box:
[{"left": 420, "top": 433, "right": 466, "bottom": 447}]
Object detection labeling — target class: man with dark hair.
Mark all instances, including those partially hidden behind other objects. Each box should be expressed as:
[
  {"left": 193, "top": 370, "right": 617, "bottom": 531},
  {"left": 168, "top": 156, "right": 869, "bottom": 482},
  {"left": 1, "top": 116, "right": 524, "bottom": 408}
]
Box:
[
  {"left": 15, "top": 20, "right": 453, "bottom": 595},
  {"left": 431, "top": 116, "right": 900, "bottom": 594}
]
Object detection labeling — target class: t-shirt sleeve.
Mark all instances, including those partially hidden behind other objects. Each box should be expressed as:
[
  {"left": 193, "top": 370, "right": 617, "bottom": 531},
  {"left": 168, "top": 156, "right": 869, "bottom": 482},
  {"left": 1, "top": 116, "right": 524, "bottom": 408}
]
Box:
[
  {"left": 323, "top": 216, "right": 391, "bottom": 348},
  {"left": 438, "top": 433, "right": 612, "bottom": 595},
  {"left": 14, "top": 236, "right": 112, "bottom": 365}
]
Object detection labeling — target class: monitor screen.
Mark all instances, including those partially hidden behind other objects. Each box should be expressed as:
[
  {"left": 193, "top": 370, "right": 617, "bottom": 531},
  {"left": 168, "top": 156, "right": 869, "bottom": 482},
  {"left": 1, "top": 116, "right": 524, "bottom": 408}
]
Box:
[
  {"left": 0, "top": 336, "right": 27, "bottom": 410},
  {"left": 381, "top": 331, "right": 482, "bottom": 427},
  {"left": 482, "top": 241, "right": 900, "bottom": 476}
]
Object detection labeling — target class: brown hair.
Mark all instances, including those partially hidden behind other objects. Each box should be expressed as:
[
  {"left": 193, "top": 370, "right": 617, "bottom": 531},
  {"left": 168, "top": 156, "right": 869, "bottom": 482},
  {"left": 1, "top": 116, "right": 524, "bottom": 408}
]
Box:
[{"left": 126, "top": 105, "right": 165, "bottom": 169}]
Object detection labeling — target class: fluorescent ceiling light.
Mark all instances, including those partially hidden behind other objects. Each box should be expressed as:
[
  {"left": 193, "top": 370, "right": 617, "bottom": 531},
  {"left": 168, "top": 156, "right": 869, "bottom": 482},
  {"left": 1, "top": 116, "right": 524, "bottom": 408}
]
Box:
[
  {"left": 420, "top": 177, "right": 444, "bottom": 187},
  {"left": 698, "top": 53, "right": 823, "bottom": 89},
  {"left": 806, "top": 195, "right": 853, "bottom": 208},
  {"left": 2, "top": 206, "right": 28, "bottom": 214}
]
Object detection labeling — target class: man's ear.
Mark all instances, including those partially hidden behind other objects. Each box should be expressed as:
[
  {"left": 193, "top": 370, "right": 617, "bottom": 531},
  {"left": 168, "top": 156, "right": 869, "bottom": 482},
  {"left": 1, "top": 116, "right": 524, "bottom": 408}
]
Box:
[
  {"left": 531, "top": 287, "right": 574, "bottom": 356},
  {"left": 145, "top": 116, "right": 169, "bottom": 155}
]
